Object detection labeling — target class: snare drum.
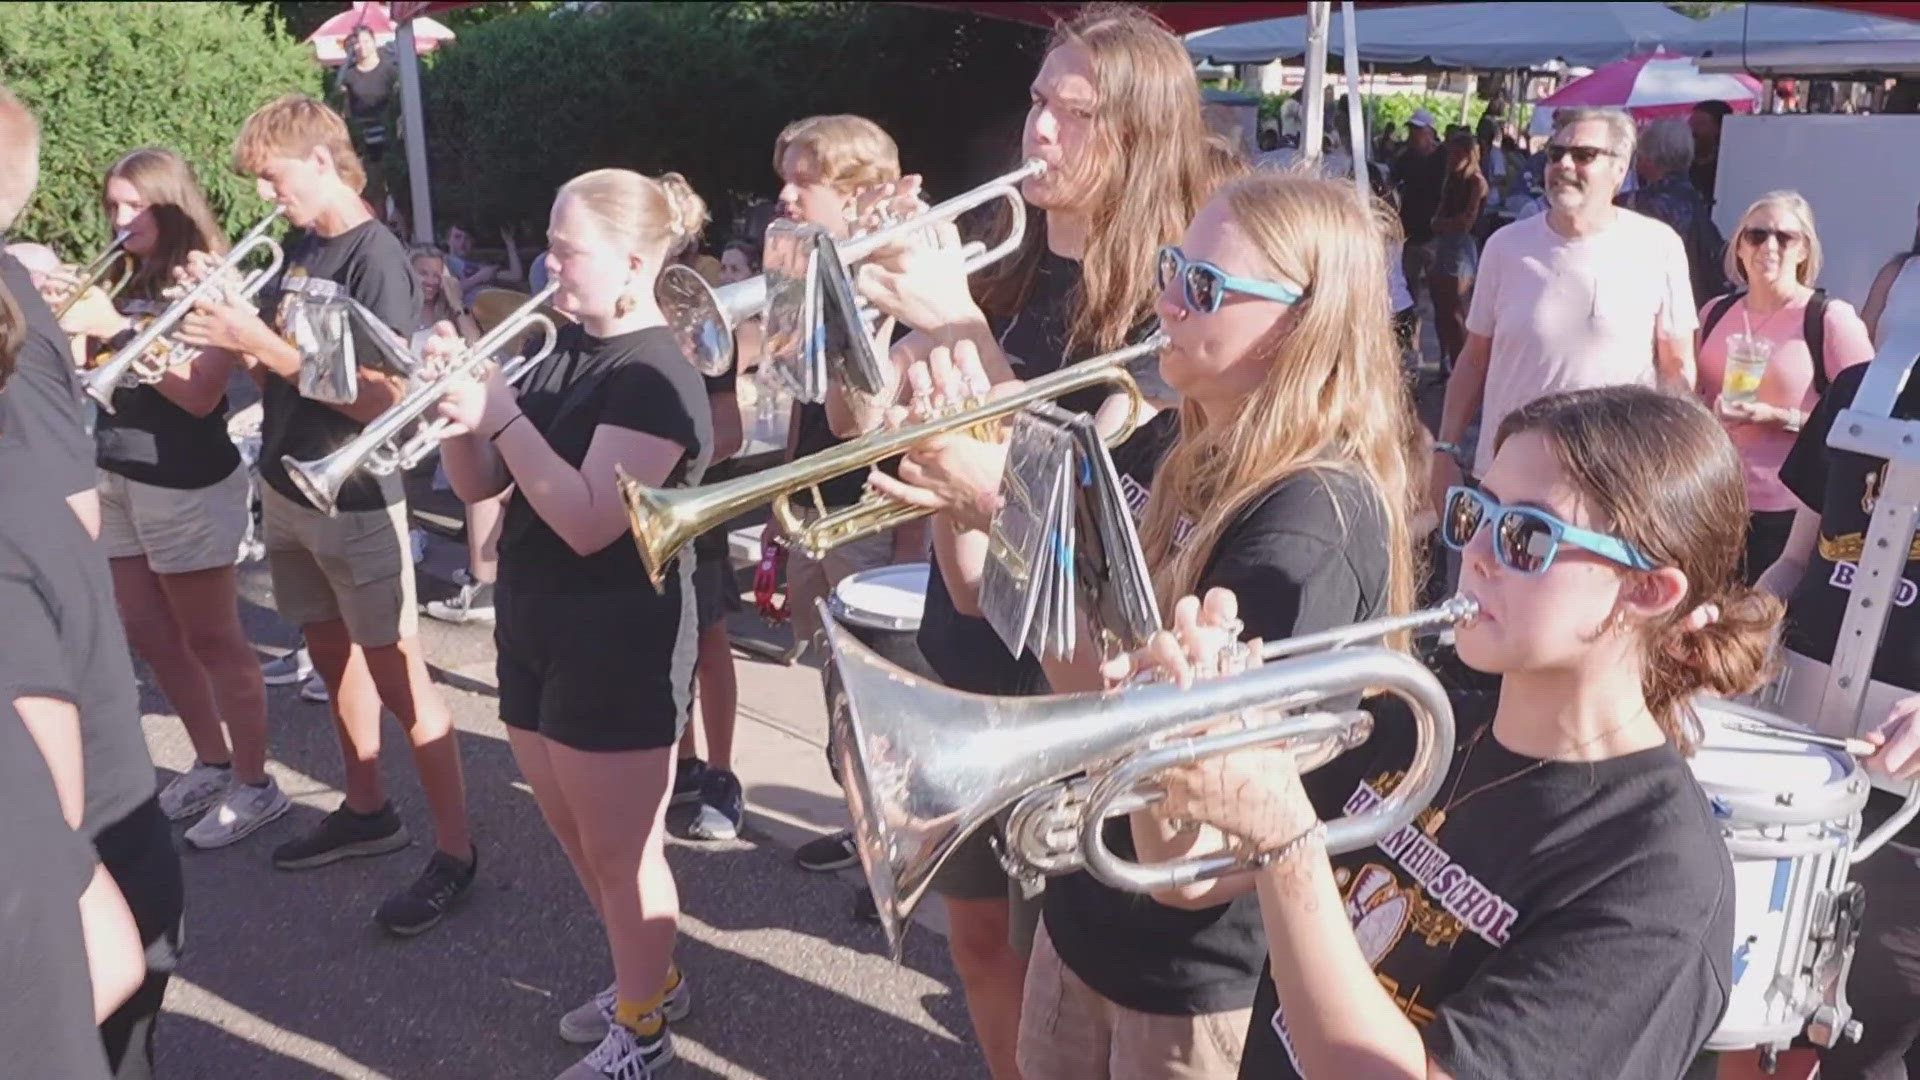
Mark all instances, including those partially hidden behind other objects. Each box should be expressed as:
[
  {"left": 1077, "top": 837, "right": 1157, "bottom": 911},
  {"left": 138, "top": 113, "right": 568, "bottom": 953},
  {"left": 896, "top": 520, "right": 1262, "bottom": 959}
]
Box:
[
  {"left": 1692, "top": 699, "right": 1870, "bottom": 1053},
  {"left": 827, "top": 563, "right": 932, "bottom": 678}
]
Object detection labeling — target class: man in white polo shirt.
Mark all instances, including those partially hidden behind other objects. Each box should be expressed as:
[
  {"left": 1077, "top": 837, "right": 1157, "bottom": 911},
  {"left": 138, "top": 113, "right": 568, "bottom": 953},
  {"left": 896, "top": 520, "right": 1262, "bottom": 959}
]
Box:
[{"left": 1428, "top": 106, "right": 1696, "bottom": 504}]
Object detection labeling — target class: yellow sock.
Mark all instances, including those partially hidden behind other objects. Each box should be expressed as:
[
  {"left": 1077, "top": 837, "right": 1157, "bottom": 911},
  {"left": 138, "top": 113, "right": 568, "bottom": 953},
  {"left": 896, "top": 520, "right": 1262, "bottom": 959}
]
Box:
[{"left": 613, "top": 967, "right": 679, "bottom": 1035}]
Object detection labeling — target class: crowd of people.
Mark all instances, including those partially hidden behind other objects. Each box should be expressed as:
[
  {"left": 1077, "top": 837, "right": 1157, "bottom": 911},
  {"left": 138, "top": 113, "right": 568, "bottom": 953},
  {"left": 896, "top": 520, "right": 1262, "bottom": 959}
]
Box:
[{"left": 3, "top": 5, "right": 1920, "bottom": 1080}]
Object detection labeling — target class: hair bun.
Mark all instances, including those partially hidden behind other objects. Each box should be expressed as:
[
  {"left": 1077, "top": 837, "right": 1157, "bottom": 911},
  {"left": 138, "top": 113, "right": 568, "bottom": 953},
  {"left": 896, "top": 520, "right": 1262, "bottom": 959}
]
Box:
[
  {"left": 1660, "top": 585, "right": 1784, "bottom": 711},
  {"left": 656, "top": 172, "right": 710, "bottom": 251}
]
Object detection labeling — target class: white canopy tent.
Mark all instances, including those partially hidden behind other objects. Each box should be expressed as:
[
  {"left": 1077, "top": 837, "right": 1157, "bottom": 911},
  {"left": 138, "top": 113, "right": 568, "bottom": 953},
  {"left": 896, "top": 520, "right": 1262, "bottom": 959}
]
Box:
[
  {"left": 1185, "top": 2, "right": 1694, "bottom": 68},
  {"left": 1696, "top": 40, "right": 1920, "bottom": 77},
  {"left": 1666, "top": 2, "right": 1920, "bottom": 53}
]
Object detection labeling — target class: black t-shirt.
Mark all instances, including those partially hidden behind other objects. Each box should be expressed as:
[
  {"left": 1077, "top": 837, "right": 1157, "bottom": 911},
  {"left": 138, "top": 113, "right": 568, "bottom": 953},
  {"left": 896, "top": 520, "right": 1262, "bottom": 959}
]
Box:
[
  {"left": 917, "top": 250, "right": 1140, "bottom": 694},
  {"left": 95, "top": 298, "right": 240, "bottom": 489},
  {"left": 1395, "top": 147, "right": 1448, "bottom": 244},
  {"left": 0, "top": 253, "right": 94, "bottom": 500},
  {"left": 694, "top": 364, "right": 739, "bottom": 559},
  {"left": 339, "top": 58, "right": 398, "bottom": 122},
  {"left": 256, "top": 218, "right": 418, "bottom": 512},
  {"left": 497, "top": 323, "right": 710, "bottom": 598},
  {"left": 0, "top": 440, "right": 155, "bottom": 841},
  {"left": 790, "top": 321, "right": 914, "bottom": 512},
  {"left": 0, "top": 698, "right": 113, "bottom": 1080},
  {"left": 1044, "top": 465, "right": 1396, "bottom": 1016},
  {"left": 1240, "top": 697, "right": 1733, "bottom": 1079}
]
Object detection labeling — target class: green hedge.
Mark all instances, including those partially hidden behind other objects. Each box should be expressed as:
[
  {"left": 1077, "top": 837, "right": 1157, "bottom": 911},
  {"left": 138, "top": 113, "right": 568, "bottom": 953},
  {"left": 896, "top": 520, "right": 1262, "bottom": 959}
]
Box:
[
  {"left": 1260, "top": 90, "right": 1533, "bottom": 141},
  {"left": 0, "top": 2, "right": 319, "bottom": 260},
  {"left": 412, "top": 1, "right": 1043, "bottom": 248}
]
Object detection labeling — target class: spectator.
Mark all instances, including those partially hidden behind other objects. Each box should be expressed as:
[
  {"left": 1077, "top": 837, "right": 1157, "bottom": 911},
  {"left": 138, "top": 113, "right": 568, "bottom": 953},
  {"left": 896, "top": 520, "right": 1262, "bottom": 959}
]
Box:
[
  {"left": 1428, "top": 131, "right": 1487, "bottom": 374},
  {"left": 1429, "top": 106, "right": 1696, "bottom": 510},
  {"left": 1694, "top": 191, "right": 1873, "bottom": 581},
  {"left": 334, "top": 26, "right": 396, "bottom": 216},
  {"left": 1622, "top": 117, "right": 1727, "bottom": 306},
  {"left": 1393, "top": 108, "right": 1446, "bottom": 353},
  {"left": 1861, "top": 196, "right": 1920, "bottom": 346},
  {"left": 1689, "top": 99, "right": 1732, "bottom": 207}
]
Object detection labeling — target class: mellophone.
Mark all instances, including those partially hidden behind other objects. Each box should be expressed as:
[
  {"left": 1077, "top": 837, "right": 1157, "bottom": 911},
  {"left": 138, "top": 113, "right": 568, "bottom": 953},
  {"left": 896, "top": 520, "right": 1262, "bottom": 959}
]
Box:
[{"left": 817, "top": 587, "right": 1920, "bottom": 1057}]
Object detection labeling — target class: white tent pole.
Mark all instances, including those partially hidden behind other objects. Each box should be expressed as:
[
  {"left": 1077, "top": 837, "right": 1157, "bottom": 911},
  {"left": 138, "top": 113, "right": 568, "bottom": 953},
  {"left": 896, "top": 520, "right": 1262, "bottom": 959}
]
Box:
[
  {"left": 1461, "top": 71, "right": 1478, "bottom": 126},
  {"left": 1342, "top": 0, "right": 1368, "bottom": 199},
  {"left": 395, "top": 19, "right": 433, "bottom": 245},
  {"left": 1303, "top": 1, "right": 1331, "bottom": 162}
]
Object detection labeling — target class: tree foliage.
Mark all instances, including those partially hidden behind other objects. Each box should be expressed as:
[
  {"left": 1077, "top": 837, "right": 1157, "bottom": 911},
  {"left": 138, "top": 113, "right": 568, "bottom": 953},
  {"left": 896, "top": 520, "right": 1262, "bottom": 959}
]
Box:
[
  {"left": 0, "top": 2, "right": 320, "bottom": 259},
  {"left": 413, "top": 2, "right": 1044, "bottom": 247}
]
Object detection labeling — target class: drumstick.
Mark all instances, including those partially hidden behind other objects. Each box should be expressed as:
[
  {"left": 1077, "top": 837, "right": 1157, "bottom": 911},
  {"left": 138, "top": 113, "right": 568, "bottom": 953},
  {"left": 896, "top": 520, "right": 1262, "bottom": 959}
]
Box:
[{"left": 1719, "top": 716, "right": 1876, "bottom": 757}]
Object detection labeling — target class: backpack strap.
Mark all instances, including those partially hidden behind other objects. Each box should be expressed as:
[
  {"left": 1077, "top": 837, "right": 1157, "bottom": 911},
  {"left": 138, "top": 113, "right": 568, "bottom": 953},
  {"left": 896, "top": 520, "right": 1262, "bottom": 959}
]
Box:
[
  {"left": 1700, "top": 291, "right": 1745, "bottom": 341},
  {"left": 1804, "top": 287, "right": 1830, "bottom": 396}
]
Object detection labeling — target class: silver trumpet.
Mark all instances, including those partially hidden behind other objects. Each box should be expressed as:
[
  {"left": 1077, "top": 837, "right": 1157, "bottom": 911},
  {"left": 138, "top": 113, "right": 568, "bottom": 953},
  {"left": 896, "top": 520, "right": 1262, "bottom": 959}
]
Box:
[
  {"left": 657, "top": 157, "right": 1046, "bottom": 377},
  {"left": 84, "top": 210, "right": 286, "bottom": 412},
  {"left": 824, "top": 596, "right": 1478, "bottom": 956},
  {"left": 283, "top": 282, "right": 562, "bottom": 515}
]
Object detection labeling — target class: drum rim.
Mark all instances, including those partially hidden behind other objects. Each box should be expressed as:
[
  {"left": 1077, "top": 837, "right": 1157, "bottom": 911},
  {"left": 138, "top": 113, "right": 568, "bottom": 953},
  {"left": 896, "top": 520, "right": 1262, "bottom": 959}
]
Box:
[
  {"left": 829, "top": 562, "right": 930, "bottom": 633},
  {"left": 1693, "top": 700, "right": 1871, "bottom": 826}
]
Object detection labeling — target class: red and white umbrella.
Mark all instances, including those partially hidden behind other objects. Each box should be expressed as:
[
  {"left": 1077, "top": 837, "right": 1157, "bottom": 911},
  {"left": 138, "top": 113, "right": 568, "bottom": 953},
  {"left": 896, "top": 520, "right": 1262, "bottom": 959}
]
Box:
[
  {"left": 1528, "top": 52, "right": 1762, "bottom": 135},
  {"left": 308, "top": 1, "right": 456, "bottom": 66}
]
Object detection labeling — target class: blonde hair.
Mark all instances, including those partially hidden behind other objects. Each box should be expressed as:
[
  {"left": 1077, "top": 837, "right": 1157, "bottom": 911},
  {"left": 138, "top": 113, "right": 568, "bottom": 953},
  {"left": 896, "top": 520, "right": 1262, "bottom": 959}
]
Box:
[
  {"left": 0, "top": 84, "right": 41, "bottom": 231},
  {"left": 557, "top": 168, "right": 709, "bottom": 265},
  {"left": 1138, "top": 172, "right": 1419, "bottom": 634},
  {"left": 105, "top": 148, "right": 231, "bottom": 302},
  {"left": 978, "top": 3, "right": 1243, "bottom": 355},
  {"left": 1727, "top": 190, "right": 1824, "bottom": 289},
  {"left": 772, "top": 115, "right": 901, "bottom": 191},
  {"left": 233, "top": 94, "right": 366, "bottom": 193}
]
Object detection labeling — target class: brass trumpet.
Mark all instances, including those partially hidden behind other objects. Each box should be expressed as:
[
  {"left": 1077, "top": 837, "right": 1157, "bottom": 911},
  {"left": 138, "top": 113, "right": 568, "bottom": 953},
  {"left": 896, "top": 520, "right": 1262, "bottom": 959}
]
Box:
[
  {"left": 617, "top": 332, "right": 1163, "bottom": 587},
  {"left": 283, "top": 282, "right": 562, "bottom": 515},
  {"left": 657, "top": 158, "right": 1046, "bottom": 378},
  {"left": 84, "top": 210, "right": 286, "bottom": 412},
  {"left": 825, "top": 597, "right": 1477, "bottom": 955},
  {"left": 51, "top": 231, "right": 132, "bottom": 319}
]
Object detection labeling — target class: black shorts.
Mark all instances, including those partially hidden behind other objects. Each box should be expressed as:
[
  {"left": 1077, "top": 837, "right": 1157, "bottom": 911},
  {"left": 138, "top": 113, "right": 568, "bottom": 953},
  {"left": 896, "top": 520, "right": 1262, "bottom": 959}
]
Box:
[
  {"left": 95, "top": 798, "right": 184, "bottom": 1080},
  {"left": 495, "top": 586, "right": 692, "bottom": 753},
  {"left": 692, "top": 547, "right": 740, "bottom": 631}
]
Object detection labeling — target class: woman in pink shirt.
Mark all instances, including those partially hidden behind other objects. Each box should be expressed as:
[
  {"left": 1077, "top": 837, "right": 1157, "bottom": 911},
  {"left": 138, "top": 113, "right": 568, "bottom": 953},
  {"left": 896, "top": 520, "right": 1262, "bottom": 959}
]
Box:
[{"left": 1695, "top": 190, "right": 1874, "bottom": 583}]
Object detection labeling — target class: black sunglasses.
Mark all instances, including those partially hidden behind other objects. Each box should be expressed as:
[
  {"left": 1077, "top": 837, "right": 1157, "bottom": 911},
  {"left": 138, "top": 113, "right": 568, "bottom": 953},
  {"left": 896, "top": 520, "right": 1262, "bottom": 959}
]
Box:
[
  {"left": 1741, "top": 227, "right": 1801, "bottom": 247},
  {"left": 1545, "top": 144, "right": 1617, "bottom": 166}
]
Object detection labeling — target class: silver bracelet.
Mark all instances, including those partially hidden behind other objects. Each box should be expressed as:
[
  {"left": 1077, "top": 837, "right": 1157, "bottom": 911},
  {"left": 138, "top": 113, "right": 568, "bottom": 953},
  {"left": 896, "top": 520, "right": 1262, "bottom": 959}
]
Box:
[{"left": 1250, "top": 820, "right": 1328, "bottom": 869}]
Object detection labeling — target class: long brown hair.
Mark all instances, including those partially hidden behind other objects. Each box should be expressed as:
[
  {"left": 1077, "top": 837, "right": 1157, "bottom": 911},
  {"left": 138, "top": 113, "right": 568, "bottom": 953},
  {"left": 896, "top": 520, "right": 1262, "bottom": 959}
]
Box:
[
  {"left": 1139, "top": 172, "right": 1419, "bottom": 633},
  {"left": 103, "top": 147, "right": 229, "bottom": 302},
  {"left": 1494, "top": 387, "right": 1782, "bottom": 750},
  {"left": 977, "top": 3, "right": 1241, "bottom": 355}
]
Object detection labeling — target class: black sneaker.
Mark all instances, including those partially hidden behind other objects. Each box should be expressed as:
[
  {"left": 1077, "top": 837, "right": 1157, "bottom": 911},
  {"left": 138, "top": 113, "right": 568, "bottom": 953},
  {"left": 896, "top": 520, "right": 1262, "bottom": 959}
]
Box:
[
  {"left": 671, "top": 756, "right": 707, "bottom": 807},
  {"left": 683, "top": 768, "right": 744, "bottom": 841},
  {"left": 375, "top": 848, "right": 478, "bottom": 936},
  {"left": 795, "top": 829, "right": 860, "bottom": 872},
  {"left": 272, "top": 803, "right": 410, "bottom": 870}
]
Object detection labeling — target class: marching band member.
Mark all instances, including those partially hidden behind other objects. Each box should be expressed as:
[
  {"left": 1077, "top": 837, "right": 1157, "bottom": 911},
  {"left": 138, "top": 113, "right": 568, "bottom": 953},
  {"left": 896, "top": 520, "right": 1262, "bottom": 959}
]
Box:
[
  {"left": 433, "top": 168, "right": 712, "bottom": 1080},
  {"left": 0, "top": 85, "right": 99, "bottom": 535},
  {"left": 59, "top": 147, "right": 282, "bottom": 849},
  {"left": 847, "top": 6, "right": 1241, "bottom": 1075},
  {"left": 892, "top": 169, "right": 1414, "bottom": 1078},
  {"left": 176, "top": 94, "right": 475, "bottom": 934},
  {"left": 1143, "top": 386, "right": 1762, "bottom": 1079},
  {"left": 1760, "top": 350, "right": 1920, "bottom": 1079}
]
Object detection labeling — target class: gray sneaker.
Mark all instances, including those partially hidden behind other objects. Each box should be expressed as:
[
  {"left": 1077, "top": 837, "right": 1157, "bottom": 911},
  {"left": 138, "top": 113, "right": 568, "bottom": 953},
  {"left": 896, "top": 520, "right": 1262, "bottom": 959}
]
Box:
[
  {"left": 558, "top": 969, "right": 692, "bottom": 1045},
  {"left": 425, "top": 571, "right": 496, "bottom": 624},
  {"left": 158, "top": 762, "right": 234, "bottom": 821},
  {"left": 184, "top": 777, "right": 292, "bottom": 849},
  {"left": 300, "top": 675, "right": 330, "bottom": 704},
  {"left": 261, "top": 647, "right": 313, "bottom": 686}
]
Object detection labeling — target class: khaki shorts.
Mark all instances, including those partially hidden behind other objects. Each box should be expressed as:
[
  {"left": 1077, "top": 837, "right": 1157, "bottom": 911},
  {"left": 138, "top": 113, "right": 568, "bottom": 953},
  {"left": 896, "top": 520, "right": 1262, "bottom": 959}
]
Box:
[
  {"left": 98, "top": 465, "right": 250, "bottom": 575},
  {"left": 1019, "top": 924, "right": 1251, "bottom": 1080},
  {"left": 261, "top": 482, "right": 418, "bottom": 648},
  {"left": 789, "top": 530, "right": 897, "bottom": 662}
]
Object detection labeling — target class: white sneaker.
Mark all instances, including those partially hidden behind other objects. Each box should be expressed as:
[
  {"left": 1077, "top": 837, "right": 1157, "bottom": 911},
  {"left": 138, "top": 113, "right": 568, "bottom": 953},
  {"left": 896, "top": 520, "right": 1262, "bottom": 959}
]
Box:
[
  {"left": 158, "top": 763, "right": 235, "bottom": 821},
  {"left": 185, "top": 777, "right": 292, "bottom": 849},
  {"left": 555, "top": 1018, "right": 674, "bottom": 1080},
  {"left": 558, "top": 972, "right": 691, "bottom": 1045},
  {"left": 300, "top": 675, "right": 330, "bottom": 704},
  {"left": 261, "top": 648, "right": 313, "bottom": 686},
  {"left": 424, "top": 572, "right": 496, "bottom": 624}
]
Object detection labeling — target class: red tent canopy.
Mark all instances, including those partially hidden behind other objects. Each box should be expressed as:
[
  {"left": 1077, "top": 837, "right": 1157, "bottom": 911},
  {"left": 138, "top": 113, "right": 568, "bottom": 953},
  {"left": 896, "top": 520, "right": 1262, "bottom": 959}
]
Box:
[{"left": 392, "top": 2, "right": 1920, "bottom": 37}]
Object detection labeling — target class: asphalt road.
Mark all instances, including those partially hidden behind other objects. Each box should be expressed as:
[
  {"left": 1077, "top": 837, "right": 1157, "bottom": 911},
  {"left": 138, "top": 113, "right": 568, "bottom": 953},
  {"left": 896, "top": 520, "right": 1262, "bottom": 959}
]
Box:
[{"left": 145, "top": 555, "right": 980, "bottom": 1080}]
